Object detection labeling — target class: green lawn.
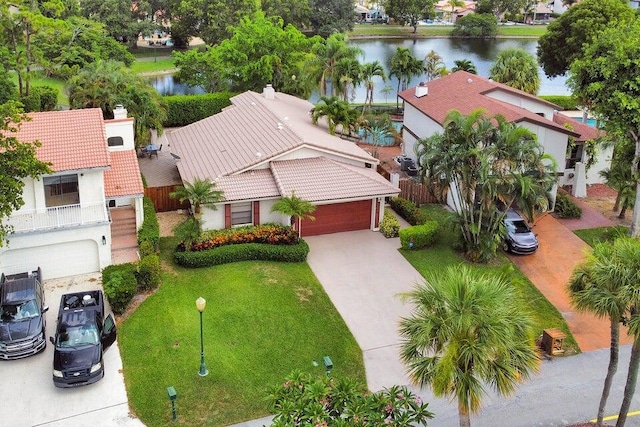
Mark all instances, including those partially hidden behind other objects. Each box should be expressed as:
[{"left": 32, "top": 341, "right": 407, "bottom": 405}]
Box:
[
  {"left": 130, "top": 58, "right": 176, "bottom": 75},
  {"left": 574, "top": 225, "right": 629, "bottom": 247},
  {"left": 399, "top": 204, "right": 580, "bottom": 354},
  {"left": 10, "top": 73, "right": 68, "bottom": 107},
  {"left": 118, "top": 238, "right": 365, "bottom": 427}
]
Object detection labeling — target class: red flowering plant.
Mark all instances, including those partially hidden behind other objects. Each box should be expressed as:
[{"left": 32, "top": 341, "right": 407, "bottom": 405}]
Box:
[{"left": 184, "top": 223, "right": 299, "bottom": 252}]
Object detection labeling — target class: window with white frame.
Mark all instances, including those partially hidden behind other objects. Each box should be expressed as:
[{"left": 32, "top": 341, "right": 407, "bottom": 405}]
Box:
[
  {"left": 107, "top": 136, "right": 124, "bottom": 147},
  {"left": 43, "top": 174, "right": 79, "bottom": 207},
  {"left": 231, "top": 202, "right": 252, "bottom": 226}
]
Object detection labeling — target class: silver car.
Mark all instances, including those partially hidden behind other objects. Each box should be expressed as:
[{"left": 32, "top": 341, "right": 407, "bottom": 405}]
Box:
[{"left": 503, "top": 209, "right": 538, "bottom": 254}]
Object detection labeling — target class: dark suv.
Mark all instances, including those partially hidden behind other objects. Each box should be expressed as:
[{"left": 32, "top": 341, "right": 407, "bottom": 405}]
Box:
[{"left": 0, "top": 268, "right": 49, "bottom": 360}]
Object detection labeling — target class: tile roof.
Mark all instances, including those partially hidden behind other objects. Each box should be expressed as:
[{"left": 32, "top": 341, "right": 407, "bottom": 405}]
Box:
[
  {"left": 216, "top": 169, "right": 280, "bottom": 202},
  {"left": 553, "top": 112, "right": 604, "bottom": 142},
  {"left": 399, "top": 71, "right": 576, "bottom": 137},
  {"left": 270, "top": 157, "right": 399, "bottom": 202},
  {"left": 11, "top": 109, "right": 110, "bottom": 172},
  {"left": 169, "top": 90, "right": 377, "bottom": 184},
  {"left": 104, "top": 151, "right": 144, "bottom": 197}
]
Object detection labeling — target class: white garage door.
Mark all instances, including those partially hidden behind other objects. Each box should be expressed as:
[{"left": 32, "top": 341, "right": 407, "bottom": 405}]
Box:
[{"left": 0, "top": 240, "right": 100, "bottom": 280}]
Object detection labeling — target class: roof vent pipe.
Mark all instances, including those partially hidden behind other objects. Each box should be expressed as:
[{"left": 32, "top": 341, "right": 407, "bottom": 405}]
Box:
[
  {"left": 415, "top": 82, "right": 428, "bottom": 98},
  {"left": 263, "top": 84, "right": 276, "bottom": 100}
]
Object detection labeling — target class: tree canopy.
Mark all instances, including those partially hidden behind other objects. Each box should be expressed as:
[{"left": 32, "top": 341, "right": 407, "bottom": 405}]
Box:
[
  {"left": 0, "top": 101, "right": 52, "bottom": 246},
  {"left": 489, "top": 48, "right": 540, "bottom": 95},
  {"left": 384, "top": 0, "right": 435, "bottom": 32},
  {"left": 80, "top": 0, "right": 153, "bottom": 47},
  {"left": 308, "top": 0, "right": 355, "bottom": 38},
  {"left": 537, "top": 0, "right": 635, "bottom": 78},
  {"left": 261, "top": 0, "right": 312, "bottom": 29},
  {"left": 568, "top": 17, "right": 640, "bottom": 237}
]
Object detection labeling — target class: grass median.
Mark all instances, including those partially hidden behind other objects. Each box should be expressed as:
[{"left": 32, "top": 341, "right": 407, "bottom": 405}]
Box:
[{"left": 118, "top": 237, "right": 365, "bottom": 427}]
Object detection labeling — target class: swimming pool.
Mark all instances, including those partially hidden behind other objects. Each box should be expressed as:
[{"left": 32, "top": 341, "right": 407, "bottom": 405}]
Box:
[{"left": 358, "top": 121, "right": 402, "bottom": 146}]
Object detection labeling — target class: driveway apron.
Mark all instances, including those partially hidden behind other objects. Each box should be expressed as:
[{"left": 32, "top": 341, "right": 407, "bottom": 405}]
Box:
[
  {"left": 305, "top": 230, "right": 423, "bottom": 392},
  {"left": 508, "top": 214, "right": 632, "bottom": 351}
]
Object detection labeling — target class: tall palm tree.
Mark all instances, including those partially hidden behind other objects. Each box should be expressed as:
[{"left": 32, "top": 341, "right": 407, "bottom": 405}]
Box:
[
  {"left": 361, "top": 61, "right": 386, "bottom": 112},
  {"left": 568, "top": 240, "right": 636, "bottom": 427},
  {"left": 452, "top": 59, "right": 477, "bottom": 74},
  {"left": 360, "top": 113, "right": 395, "bottom": 158},
  {"left": 169, "top": 178, "right": 223, "bottom": 219},
  {"left": 423, "top": 50, "right": 447, "bottom": 81},
  {"left": 389, "top": 47, "right": 423, "bottom": 110},
  {"left": 489, "top": 48, "right": 541, "bottom": 95},
  {"left": 400, "top": 265, "right": 540, "bottom": 427},
  {"left": 334, "top": 57, "right": 362, "bottom": 102},
  {"left": 310, "top": 96, "right": 350, "bottom": 136},
  {"left": 270, "top": 191, "right": 316, "bottom": 238}
]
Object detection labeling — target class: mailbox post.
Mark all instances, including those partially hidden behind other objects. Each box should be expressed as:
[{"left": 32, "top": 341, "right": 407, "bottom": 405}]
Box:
[{"left": 167, "top": 386, "right": 177, "bottom": 421}]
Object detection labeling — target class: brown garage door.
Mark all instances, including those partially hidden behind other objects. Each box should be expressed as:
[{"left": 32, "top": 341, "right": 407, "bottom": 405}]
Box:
[{"left": 301, "top": 200, "right": 372, "bottom": 237}]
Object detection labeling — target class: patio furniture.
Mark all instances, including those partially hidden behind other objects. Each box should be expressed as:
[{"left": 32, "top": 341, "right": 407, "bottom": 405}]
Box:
[{"left": 146, "top": 144, "right": 159, "bottom": 158}]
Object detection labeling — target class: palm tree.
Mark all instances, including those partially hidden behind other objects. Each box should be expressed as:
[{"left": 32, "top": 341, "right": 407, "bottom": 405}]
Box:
[
  {"left": 169, "top": 178, "right": 224, "bottom": 219},
  {"left": 270, "top": 191, "right": 316, "bottom": 238},
  {"left": 452, "top": 59, "right": 477, "bottom": 74},
  {"left": 489, "top": 48, "right": 540, "bottom": 95},
  {"left": 360, "top": 113, "right": 395, "bottom": 158},
  {"left": 310, "top": 96, "right": 359, "bottom": 136},
  {"left": 173, "top": 217, "right": 202, "bottom": 251},
  {"left": 389, "top": 47, "right": 423, "bottom": 110},
  {"left": 446, "top": 0, "right": 465, "bottom": 23},
  {"left": 400, "top": 265, "right": 540, "bottom": 427},
  {"left": 568, "top": 240, "right": 636, "bottom": 427},
  {"left": 361, "top": 61, "right": 386, "bottom": 112},
  {"left": 423, "top": 50, "right": 447, "bottom": 81},
  {"left": 334, "top": 57, "right": 362, "bottom": 102}
]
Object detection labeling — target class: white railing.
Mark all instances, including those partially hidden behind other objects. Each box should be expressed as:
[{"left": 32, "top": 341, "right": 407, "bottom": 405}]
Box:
[{"left": 4, "top": 202, "right": 109, "bottom": 233}]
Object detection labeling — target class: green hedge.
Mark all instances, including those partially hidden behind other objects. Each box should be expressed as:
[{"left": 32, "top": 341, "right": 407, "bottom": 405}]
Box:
[
  {"left": 174, "top": 241, "right": 310, "bottom": 268},
  {"left": 163, "top": 93, "right": 234, "bottom": 127},
  {"left": 102, "top": 263, "right": 137, "bottom": 314},
  {"left": 539, "top": 95, "right": 579, "bottom": 111},
  {"left": 389, "top": 197, "right": 427, "bottom": 225},
  {"left": 554, "top": 192, "right": 582, "bottom": 218},
  {"left": 399, "top": 222, "right": 439, "bottom": 250},
  {"left": 138, "top": 197, "right": 160, "bottom": 251},
  {"left": 380, "top": 208, "right": 400, "bottom": 238},
  {"left": 136, "top": 254, "right": 161, "bottom": 291}
]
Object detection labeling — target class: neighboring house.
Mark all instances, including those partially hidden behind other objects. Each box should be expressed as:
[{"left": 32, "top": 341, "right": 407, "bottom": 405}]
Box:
[
  {"left": 0, "top": 107, "right": 144, "bottom": 279},
  {"left": 398, "top": 71, "right": 610, "bottom": 205},
  {"left": 167, "top": 85, "right": 400, "bottom": 236},
  {"left": 435, "top": 0, "right": 476, "bottom": 22},
  {"left": 525, "top": 2, "right": 553, "bottom": 23}
]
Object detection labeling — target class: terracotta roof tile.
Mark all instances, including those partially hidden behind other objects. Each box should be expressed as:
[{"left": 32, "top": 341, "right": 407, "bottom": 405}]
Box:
[
  {"left": 271, "top": 157, "right": 399, "bottom": 202},
  {"left": 553, "top": 112, "right": 604, "bottom": 142},
  {"left": 104, "top": 151, "right": 144, "bottom": 197},
  {"left": 216, "top": 169, "right": 280, "bottom": 202},
  {"left": 11, "top": 109, "right": 110, "bottom": 172},
  {"left": 399, "top": 71, "right": 576, "bottom": 137}
]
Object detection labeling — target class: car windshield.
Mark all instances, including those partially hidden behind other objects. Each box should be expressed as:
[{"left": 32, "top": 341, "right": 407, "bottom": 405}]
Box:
[
  {"left": 510, "top": 220, "right": 530, "bottom": 234},
  {"left": 57, "top": 324, "right": 99, "bottom": 348},
  {"left": 0, "top": 300, "right": 39, "bottom": 322}
]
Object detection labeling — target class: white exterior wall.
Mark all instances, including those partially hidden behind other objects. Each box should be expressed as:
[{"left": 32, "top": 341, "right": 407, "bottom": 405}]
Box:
[
  {"left": 260, "top": 199, "right": 285, "bottom": 225},
  {"left": 519, "top": 122, "right": 567, "bottom": 172},
  {"left": 104, "top": 119, "right": 135, "bottom": 151},
  {"left": 560, "top": 144, "right": 614, "bottom": 187},
  {"left": 485, "top": 91, "right": 556, "bottom": 119},
  {"left": 402, "top": 104, "right": 443, "bottom": 162},
  {"left": 201, "top": 205, "right": 225, "bottom": 230}
]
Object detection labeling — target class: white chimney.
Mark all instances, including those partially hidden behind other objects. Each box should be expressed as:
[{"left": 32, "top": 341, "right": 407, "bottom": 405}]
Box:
[
  {"left": 263, "top": 84, "right": 276, "bottom": 100},
  {"left": 415, "top": 82, "right": 428, "bottom": 98},
  {"left": 113, "top": 104, "right": 127, "bottom": 119}
]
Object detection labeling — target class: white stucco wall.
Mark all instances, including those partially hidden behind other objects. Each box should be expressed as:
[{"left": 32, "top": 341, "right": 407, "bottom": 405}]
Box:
[
  {"left": 104, "top": 118, "right": 135, "bottom": 151},
  {"left": 201, "top": 199, "right": 287, "bottom": 231},
  {"left": 17, "top": 170, "right": 105, "bottom": 212},
  {"left": 402, "top": 104, "right": 443, "bottom": 162},
  {"left": 485, "top": 90, "right": 557, "bottom": 119},
  {"left": 519, "top": 122, "right": 567, "bottom": 172}
]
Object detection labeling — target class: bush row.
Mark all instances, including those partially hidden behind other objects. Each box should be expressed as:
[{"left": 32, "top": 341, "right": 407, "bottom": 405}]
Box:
[
  {"left": 188, "top": 224, "right": 299, "bottom": 251},
  {"left": 399, "top": 222, "right": 440, "bottom": 250},
  {"left": 163, "top": 93, "right": 234, "bottom": 127},
  {"left": 554, "top": 192, "right": 582, "bottom": 218},
  {"left": 379, "top": 208, "right": 400, "bottom": 238},
  {"left": 539, "top": 95, "right": 579, "bottom": 111},
  {"left": 138, "top": 197, "right": 160, "bottom": 254},
  {"left": 389, "top": 197, "right": 427, "bottom": 225},
  {"left": 19, "top": 86, "right": 58, "bottom": 112},
  {"left": 174, "top": 241, "right": 310, "bottom": 268},
  {"left": 102, "top": 263, "right": 138, "bottom": 314}
]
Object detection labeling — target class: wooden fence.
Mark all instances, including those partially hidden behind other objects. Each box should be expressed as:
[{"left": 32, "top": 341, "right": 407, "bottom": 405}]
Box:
[
  {"left": 398, "top": 179, "right": 439, "bottom": 205},
  {"left": 144, "top": 185, "right": 190, "bottom": 212}
]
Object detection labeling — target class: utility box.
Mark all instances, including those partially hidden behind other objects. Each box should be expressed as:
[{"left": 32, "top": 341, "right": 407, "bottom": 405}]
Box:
[{"left": 542, "top": 328, "right": 566, "bottom": 356}]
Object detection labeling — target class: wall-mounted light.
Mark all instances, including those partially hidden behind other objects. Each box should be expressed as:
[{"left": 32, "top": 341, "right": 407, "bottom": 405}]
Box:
[{"left": 102, "top": 235, "right": 107, "bottom": 245}]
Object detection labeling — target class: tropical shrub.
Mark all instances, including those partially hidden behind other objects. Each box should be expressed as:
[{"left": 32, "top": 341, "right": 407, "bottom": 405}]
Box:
[
  {"left": 389, "top": 197, "right": 427, "bottom": 225},
  {"left": 380, "top": 208, "right": 400, "bottom": 238},
  {"left": 399, "top": 222, "right": 439, "bottom": 250},
  {"left": 138, "top": 197, "right": 160, "bottom": 251},
  {"left": 453, "top": 13, "right": 498, "bottom": 38},
  {"left": 187, "top": 224, "right": 299, "bottom": 252},
  {"left": 174, "top": 240, "right": 310, "bottom": 267},
  {"left": 163, "top": 93, "right": 234, "bottom": 127},
  {"left": 555, "top": 192, "right": 582, "bottom": 218},
  {"left": 136, "top": 254, "right": 161, "bottom": 291},
  {"left": 102, "top": 263, "right": 137, "bottom": 314}
]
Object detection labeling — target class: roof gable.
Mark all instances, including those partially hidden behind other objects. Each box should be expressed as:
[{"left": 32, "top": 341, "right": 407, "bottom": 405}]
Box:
[{"left": 11, "top": 109, "right": 110, "bottom": 172}]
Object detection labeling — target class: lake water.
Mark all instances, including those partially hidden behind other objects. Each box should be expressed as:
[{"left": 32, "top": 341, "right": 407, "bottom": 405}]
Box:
[{"left": 150, "top": 37, "right": 569, "bottom": 102}]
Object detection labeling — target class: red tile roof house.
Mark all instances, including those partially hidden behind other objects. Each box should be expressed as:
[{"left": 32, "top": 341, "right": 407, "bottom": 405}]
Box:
[
  {"left": 398, "top": 71, "right": 610, "bottom": 206},
  {"left": 0, "top": 106, "right": 144, "bottom": 279},
  {"left": 167, "top": 85, "right": 400, "bottom": 236}
]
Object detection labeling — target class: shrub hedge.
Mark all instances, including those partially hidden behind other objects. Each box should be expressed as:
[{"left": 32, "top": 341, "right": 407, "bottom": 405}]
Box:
[
  {"left": 136, "top": 254, "right": 161, "bottom": 291},
  {"left": 190, "top": 224, "right": 298, "bottom": 251},
  {"left": 102, "top": 263, "right": 137, "bottom": 314},
  {"left": 554, "top": 192, "right": 582, "bottom": 218},
  {"left": 380, "top": 208, "right": 400, "bottom": 238},
  {"left": 163, "top": 93, "right": 234, "bottom": 127},
  {"left": 174, "top": 241, "right": 310, "bottom": 268},
  {"left": 138, "top": 197, "right": 160, "bottom": 252},
  {"left": 399, "top": 222, "right": 439, "bottom": 250},
  {"left": 539, "top": 95, "right": 578, "bottom": 111},
  {"left": 389, "top": 197, "right": 427, "bottom": 225}
]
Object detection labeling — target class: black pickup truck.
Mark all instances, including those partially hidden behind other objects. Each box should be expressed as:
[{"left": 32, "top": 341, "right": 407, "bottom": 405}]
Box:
[
  {"left": 49, "top": 290, "right": 117, "bottom": 388},
  {"left": 0, "top": 268, "right": 48, "bottom": 360}
]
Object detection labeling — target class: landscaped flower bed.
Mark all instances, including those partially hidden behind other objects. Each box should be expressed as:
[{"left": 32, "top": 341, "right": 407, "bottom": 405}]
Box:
[{"left": 178, "top": 224, "right": 299, "bottom": 252}]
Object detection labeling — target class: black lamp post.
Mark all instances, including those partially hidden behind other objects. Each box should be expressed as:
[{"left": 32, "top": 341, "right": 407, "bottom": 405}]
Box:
[{"left": 196, "top": 297, "right": 208, "bottom": 377}]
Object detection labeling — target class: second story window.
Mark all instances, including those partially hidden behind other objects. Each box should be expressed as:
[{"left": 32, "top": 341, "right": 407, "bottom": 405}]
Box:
[
  {"left": 44, "top": 175, "right": 79, "bottom": 207},
  {"left": 107, "top": 136, "right": 124, "bottom": 147}
]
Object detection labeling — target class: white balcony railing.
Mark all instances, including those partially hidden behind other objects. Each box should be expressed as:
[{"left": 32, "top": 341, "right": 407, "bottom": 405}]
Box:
[{"left": 4, "top": 202, "right": 109, "bottom": 233}]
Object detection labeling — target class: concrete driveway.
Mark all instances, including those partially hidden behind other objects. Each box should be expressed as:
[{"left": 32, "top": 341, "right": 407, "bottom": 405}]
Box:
[{"left": 0, "top": 273, "right": 143, "bottom": 427}]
